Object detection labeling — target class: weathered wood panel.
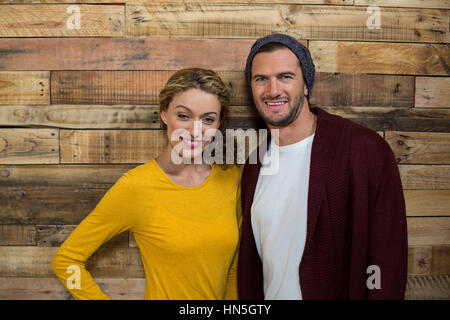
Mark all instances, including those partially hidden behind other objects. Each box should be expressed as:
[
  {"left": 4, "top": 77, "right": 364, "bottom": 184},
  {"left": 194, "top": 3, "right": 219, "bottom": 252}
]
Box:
[
  {"left": 322, "top": 107, "right": 450, "bottom": 132},
  {"left": 2, "top": 0, "right": 353, "bottom": 4},
  {"left": 386, "top": 131, "right": 450, "bottom": 164},
  {"left": 127, "top": 4, "right": 448, "bottom": 43},
  {"left": 0, "top": 38, "right": 254, "bottom": 71},
  {"left": 0, "top": 71, "right": 49, "bottom": 105},
  {"left": 0, "top": 165, "right": 134, "bottom": 187},
  {"left": 1, "top": 246, "right": 446, "bottom": 278},
  {"left": 355, "top": 0, "right": 450, "bottom": 9},
  {"left": 405, "top": 275, "right": 450, "bottom": 300},
  {"left": 310, "top": 41, "right": 450, "bottom": 75},
  {"left": 408, "top": 246, "right": 431, "bottom": 275},
  {"left": 415, "top": 77, "right": 450, "bottom": 108},
  {"left": 51, "top": 71, "right": 249, "bottom": 106},
  {"left": 404, "top": 190, "right": 450, "bottom": 217},
  {"left": 60, "top": 130, "right": 167, "bottom": 164},
  {"left": 36, "top": 225, "right": 129, "bottom": 248},
  {"left": 0, "top": 187, "right": 106, "bottom": 225},
  {"left": 0, "top": 129, "right": 59, "bottom": 164},
  {"left": 431, "top": 246, "right": 450, "bottom": 275},
  {"left": 311, "top": 73, "right": 414, "bottom": 107},
  {"left": 0, "top": 105, "right": 160, "bottom": 129},
  {"left": 0, "top": 5, "right": 125, "bottom": 37},
  {"left": 0, "top": 277, "right": 146, "bottom": 300},
  {"left": 0, "top": 225, "right": 36, "bottom": 246},
  {"left": 407, "top": 218, "right": 450, "bottom": 246},
  {"left": 399, "top": 165, "right": 450, "bottom": 190},
  {"left": 0, "top": 246, "right": 144, "bottom": 278},
  {"left": 0, "top": 275, "right": 448, "bottom": 300}
]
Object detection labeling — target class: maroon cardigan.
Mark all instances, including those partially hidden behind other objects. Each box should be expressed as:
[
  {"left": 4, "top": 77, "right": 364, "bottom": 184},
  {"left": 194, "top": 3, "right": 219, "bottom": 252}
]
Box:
[{"left": 238, "top": 107, "right": 408, "bottom": 300}]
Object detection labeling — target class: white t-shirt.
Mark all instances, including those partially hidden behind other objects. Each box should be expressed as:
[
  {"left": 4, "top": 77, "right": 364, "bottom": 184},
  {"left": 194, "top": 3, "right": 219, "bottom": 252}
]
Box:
[{"left": 251, "top": 133, "right": 314, "bottom": 300}]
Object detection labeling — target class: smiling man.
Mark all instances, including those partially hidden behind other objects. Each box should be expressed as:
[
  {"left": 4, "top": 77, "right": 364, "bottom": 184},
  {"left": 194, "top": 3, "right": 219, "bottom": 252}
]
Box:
[{"left": 237, "top": 33, "right": 408, "bottom": 300}]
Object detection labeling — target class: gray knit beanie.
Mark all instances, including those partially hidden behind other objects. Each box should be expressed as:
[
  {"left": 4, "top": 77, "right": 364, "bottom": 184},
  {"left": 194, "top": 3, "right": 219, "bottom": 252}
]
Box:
[{"left": 245, "top": 33, "right": 315, "bottom": 96}]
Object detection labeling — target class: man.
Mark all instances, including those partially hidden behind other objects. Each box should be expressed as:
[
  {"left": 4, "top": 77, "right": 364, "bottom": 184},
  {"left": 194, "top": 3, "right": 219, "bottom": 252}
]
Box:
[{"left": 237, "top": 33, "right": 408, "bottom": 300}]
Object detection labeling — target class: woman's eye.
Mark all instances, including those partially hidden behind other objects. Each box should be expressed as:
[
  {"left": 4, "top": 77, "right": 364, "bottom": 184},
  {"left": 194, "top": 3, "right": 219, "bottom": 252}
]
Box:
[
  {"left": 177, "top": 114, "right": 189, "bottom": 120},
  {"left": 203, "top": 118, "right": 215, "bottom": 124}
]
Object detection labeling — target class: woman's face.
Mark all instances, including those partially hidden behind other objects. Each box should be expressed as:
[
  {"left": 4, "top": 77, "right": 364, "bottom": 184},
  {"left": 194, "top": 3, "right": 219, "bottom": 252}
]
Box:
[{"left": 161, "top": 88, "right": 222, "bottom": 161}]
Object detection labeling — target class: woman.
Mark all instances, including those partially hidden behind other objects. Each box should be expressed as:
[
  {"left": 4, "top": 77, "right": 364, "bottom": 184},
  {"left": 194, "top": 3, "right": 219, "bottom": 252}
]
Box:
[{"left": 52, "top": 68, "right": 242, "bottom": 300}]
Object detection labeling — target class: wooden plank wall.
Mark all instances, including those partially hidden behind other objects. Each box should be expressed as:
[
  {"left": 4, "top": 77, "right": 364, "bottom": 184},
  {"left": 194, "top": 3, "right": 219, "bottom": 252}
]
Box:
[{"left": 0, "top": 0, "right": 449, "bottom": 300}]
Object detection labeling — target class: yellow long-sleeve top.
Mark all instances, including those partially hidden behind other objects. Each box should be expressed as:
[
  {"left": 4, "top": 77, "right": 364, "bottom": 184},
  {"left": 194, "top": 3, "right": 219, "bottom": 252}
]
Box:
[{"left": 51, "top": 160, "right": 242, "bottom": 300}]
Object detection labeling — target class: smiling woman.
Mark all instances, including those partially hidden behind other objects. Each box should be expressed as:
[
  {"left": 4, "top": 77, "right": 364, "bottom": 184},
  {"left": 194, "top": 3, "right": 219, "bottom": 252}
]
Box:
[{"left": 51, "top": 68, "right": 242, "bottom": 300}]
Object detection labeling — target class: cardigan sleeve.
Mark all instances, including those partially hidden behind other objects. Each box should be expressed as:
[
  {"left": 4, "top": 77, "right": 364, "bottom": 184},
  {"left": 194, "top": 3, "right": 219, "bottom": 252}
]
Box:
[{"left": 366, "top": 140, "right": 408, "bottom": 299}]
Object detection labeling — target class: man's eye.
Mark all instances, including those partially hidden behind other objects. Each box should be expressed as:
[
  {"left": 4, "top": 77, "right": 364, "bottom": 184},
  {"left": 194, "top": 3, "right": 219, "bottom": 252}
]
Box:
[
  {"left": 254, "top": 77, "right": 266, "bottom": 82},
  {"left": 281, "top": 75, "right": 293, "bottom": 80}
]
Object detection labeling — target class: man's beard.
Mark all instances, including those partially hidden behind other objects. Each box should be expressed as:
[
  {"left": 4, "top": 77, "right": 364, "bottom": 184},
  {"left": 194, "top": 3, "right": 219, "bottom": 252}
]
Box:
[{"left": 259, "top": 94, "right": 304, "bottom": 127}]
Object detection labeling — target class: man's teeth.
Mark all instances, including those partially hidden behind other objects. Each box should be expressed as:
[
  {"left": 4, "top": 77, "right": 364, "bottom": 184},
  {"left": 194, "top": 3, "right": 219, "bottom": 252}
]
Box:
[{"left": 266, "top": 102, "right": 285, "bottom": 106}]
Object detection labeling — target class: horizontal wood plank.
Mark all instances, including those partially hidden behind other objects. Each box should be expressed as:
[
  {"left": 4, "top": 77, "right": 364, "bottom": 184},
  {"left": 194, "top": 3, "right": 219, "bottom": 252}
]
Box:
[
  {"left": 0, "top": 129, "right": 59, "bottom": 164},
  {"left": 399, "top": 165, "right": 450, "bottom": 190},
  {"left": 0, "top": 187, "right": 106, "bottom": 225},
  {"left": 415, "top": 77, "right": 450, "bottom": 108},
  {"left": 51, "top": 71, "right": 249, "bottom": 106},
  {"left": 2, "top": 0, "right": 353, "bottom": 4},
  {"left": 431, "top": 246, "right": 450, "bottom": 274},
  {"left": 405, "top": 275, "right": 450, "bottom": 300},
  {"left": 404, "top": 190, "right": 450, "bottom": 217},
  {"left": 407, "top": 218, "right": 450, "bottom": 246},
  {"left": 355, "top": 0, "right": 450, "bottom": 9},
  {"left": 0, "top": 275, "right": 448, "bottom": 300},
  {"left": 1, "top": 245, "right": 446, "bottom": 278},
  {"left": 0, "top": 38, "right": 254, "bottom": 71},
  {"left": 0, "top": 5, "right": 124, "bottom": 37},
  {"left": 60, "top": 130, "right": 167, "bottom": 164},
  {"left": 408, "top": 246, "right": 431, "bottom": 275},
  {"left": 310, "top": 41, "right": 450, "bottom": 75},
  {"left": 127, "top": 4, "right": 448, "bottom": 43},
  {"left": 36, "top": 225, "right": 129, "bottom": 248},
  {"left": 0, "top": 277, "right": 145, "bottom": 300},
  {"left": 0, "top": 71, "right": 49, "bottom": 105},
  {"left": 0, "top": 164, "right": 135, "bottom": 188},
  {"left": 0, "top": 225, "right": 36, "bottom": 246},
  {"left": 0, "top": 105, "right": 160, "bottom": 129},
  {"left": 386, "top": 131, "right": 450, "bottom": 164},
  {"left": 311, "top": 73, "right": 414, "bottom": 107}
]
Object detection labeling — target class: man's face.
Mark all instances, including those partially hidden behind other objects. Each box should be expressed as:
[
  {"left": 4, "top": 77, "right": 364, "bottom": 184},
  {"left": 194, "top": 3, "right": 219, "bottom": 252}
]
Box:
[{"left": 251, "top": 48, "right": 308, "bottom": 127}]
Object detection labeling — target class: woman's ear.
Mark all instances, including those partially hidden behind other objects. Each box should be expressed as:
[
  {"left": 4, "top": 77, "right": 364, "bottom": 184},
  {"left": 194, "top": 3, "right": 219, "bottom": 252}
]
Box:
[{"left": 160, "top": 110, "right": 168, "bottom": 125}]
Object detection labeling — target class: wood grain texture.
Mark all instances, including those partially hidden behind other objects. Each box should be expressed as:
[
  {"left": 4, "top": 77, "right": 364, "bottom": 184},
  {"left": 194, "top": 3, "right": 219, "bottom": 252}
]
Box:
[
  {"left": 0, "top": 38, "right": 254, "bottom": 71},
  {"left": 2, "top": 0, "right": 353, "bottom": 4},
  {"left": 322, "top": 106, "right": 450, "bottom": 132},
  {"left": 0, "top": 187, "right": 106, "bottom": 225},
  {"left": 0, "top": 5, "right": 125, "bottom": 37},
  {"left": 408, "top": 246, "right": 431, "bottom": 275},
  {"left": 386, "top": 131, "right": 450, "bottom": 164},
  {"left": 407, "top": 218, "right": 450, "bottom": 246},
  {"left": 311, "top": 73, "right": 414, "bottom": 107},
  {"left": 310, "top": 41, "right": 450, "bottom": 75},
  {"left": 431, "top": 246, "right": 450, "bottom": 274},
  {"left": 404, "top": 190, "right": 450, "bottom": 217},
  {"left": 0, "top": 277, "right": 146, "bottom": 300},
  {"left": 60, "top": 129, "right": 167, "bottom": 164},
  {"left": 0, "top": 225, "right": 36, "bottom": 246},
  {"left": 0, "top": 129, "right": 59, "bottom": 164},
  {"left": 0, "top": 71, "right": 49, "bottom": 105},
  {"left": 415, "top": 77, "right": 450, "bottom": 108},
  {"left": 355, "top": 0, "right": 450, "bottom": 9},
  {"left": 127, "top": 4, "right": 448, "bottom": 43},
  {"left": 405, "top": 275, "right": 450, "bottom": 300},
  {"left": 0, "top": 105, "right": 160, "bottom": 129},
  {"left": 399, "top": 165, "right": 450, "bottom": 190},
  {"left": 36, "top": 225, "right": 129, "bottom": 248},
  {"left": 0, "top": 275, "right": 447, "bottom": 300},
  {"left": 0, "top": 246, "right": 144, "bottom": 278},
  {"left": 51, "top": 71, "right": 249, "bottom": 106},
  {"left": 0, "top": 164, "right": 135, "bottom": 187}
]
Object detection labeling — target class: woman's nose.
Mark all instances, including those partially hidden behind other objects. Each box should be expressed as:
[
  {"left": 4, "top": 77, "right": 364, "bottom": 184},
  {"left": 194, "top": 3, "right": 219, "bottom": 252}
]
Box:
[{"left": 189, "top": 120, "right": 203, "bottom": 139}]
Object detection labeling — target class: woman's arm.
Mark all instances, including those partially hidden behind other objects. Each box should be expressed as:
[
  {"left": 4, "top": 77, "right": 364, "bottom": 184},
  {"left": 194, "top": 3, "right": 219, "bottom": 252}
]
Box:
[{"left": 51, "top": 173, "right": 137, "bottom": 300}]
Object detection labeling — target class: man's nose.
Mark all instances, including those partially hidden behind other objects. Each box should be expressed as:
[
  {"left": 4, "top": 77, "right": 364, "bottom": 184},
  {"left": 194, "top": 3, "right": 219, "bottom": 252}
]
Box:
[{"left": 268, "top": 78, "right": 281, "bottom": 98}]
